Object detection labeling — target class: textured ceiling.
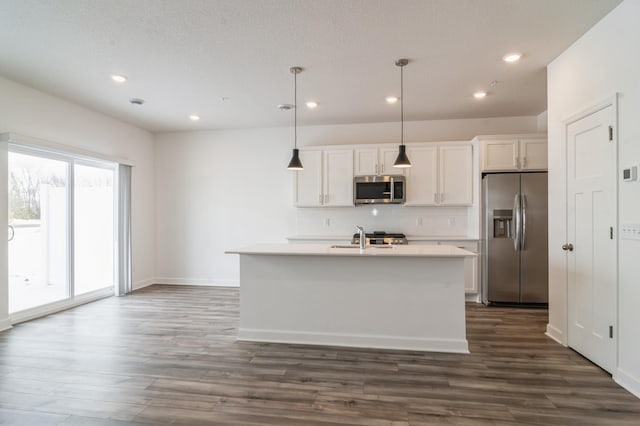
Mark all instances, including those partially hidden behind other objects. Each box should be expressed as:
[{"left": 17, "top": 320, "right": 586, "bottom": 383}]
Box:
[{"left": 0, "top": 0, "right": 623, "bottom": 133}]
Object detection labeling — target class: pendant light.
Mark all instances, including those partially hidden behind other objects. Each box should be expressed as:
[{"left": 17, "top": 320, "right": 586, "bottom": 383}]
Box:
[
  {"left": 393, "top": 58, "right": 411, "bottom": 168},
  {"left": 287, "top": 66, "right": 304, "bottom": 170}
]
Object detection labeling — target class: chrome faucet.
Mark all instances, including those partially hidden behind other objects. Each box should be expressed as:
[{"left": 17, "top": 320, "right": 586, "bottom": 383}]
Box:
[{"left": 356, "top": 225, "right": 366, "bottom": 249}]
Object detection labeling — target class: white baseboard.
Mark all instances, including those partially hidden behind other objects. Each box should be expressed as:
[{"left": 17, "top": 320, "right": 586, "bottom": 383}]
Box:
[
  {"left": 152, "top": 277, "right": 239, "bottom": 287},
  {"left": 133, "top": 278, "right": 154, "bottom": 290},
  {"left": 465, "top": 293, "right": 481, "bottom": 303},
  {"left": 614, "top": 368, "right": 640, "bottom": 399},
  {"left": 0, "top": 317, "right": 12, "bottom": 332},
  {"left": 238, "top": 328, "right": 469, "bottom": 354},
  {"left": 545, "top": 323, "right": 565, "bottom": 345}
]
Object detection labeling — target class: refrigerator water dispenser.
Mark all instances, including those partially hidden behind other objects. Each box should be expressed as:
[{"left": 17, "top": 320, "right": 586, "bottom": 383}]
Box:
[{"left": 492, "top": 210, "right": 513, "bottom": 238}]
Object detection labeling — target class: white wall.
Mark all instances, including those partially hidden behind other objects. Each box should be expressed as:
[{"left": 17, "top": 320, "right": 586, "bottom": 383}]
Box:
[
  {"left": 154, "top": 115, "right": 538, "bottom": 286},
  {"left": 0, "top": 76, "right": 155, "bottom": 329},
  {"left": 547, "top": 0, "right": 640, "bottom": 397}
]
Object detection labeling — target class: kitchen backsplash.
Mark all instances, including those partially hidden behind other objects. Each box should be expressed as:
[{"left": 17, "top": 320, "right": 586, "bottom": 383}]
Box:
[{"left": 296, "top": 205, "right": 471, "bottom": 237}]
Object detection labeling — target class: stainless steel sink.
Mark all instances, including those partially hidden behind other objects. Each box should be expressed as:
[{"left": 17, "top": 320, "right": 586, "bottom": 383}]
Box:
[{"left": 329, "top": 245, "right": 393, "bottom": 249}]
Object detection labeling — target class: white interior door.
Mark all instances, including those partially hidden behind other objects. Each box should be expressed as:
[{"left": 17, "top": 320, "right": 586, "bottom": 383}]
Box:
[{"left": 566, "top": 103, "right": 616, "bottom": 373}]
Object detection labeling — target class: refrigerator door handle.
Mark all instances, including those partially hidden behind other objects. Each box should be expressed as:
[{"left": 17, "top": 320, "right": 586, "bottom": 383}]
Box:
[
  {"left": 521, "top": 195, "right": 527, "bottom": 250},
  {"left": 513, "top": 194, "right": 521, "bottom": 251}
]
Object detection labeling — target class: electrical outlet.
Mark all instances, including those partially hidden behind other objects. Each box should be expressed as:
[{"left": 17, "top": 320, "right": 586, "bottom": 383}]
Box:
[
  {"left": 448, "top": 217, "right": 456, "bottom": 227},
  {"left": 416, "top": 217, "right": 423, "bottom": 226}
]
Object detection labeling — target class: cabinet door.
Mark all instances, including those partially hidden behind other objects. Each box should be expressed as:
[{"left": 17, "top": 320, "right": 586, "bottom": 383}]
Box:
[
  {"left": 439, "top": 241, "right": 479, "bottom": 294},
  {"left": 354, "top": 148, "right": 378, "bottom": 176},
  {"left": 404, "top": 146, "right": 438, "bottom": 205},
  {"left": 481, "top": 140, "right": 519, "bottom": 171},
  {"left": 324, "top": 150, "right": 354, "bottom": 206},
  {"left": 520, "top": 139, "right": 547, "bottom": 170},
  {"left": 439, "top": 145, "right": 473, "bottom": 205},
  {"left": 294, "top": 150, "right": 323, "bottom": 207},
  {"left": 379, "top": 147, "right": 404, "bottom": 175}
]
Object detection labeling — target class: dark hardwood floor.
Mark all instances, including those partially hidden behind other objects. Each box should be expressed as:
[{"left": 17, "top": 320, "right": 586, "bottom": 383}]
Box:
[{"left": 1, "top": 285, "right": 639, "bottom": 425}]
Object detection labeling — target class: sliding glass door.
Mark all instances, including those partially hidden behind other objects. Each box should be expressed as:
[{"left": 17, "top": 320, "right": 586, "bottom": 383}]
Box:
[
  {"left": 8, "top": 152, "right": 69, "bottom": 313},
  {"left": 8, "top": 148, "right": 116, "bottom": 316},
  {"left": 74, "top": 164, "right": 115, "bottom": 295}
]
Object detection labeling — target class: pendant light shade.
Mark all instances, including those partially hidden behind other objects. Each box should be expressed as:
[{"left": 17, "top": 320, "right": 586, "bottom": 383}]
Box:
[
  {"left": 394, "top": 144, "right": 411, "bottom": 168},
  {"left": 287, "top": 66, "right": 304, "bottom": 170},
  {"left": 287, "top": 148, "right": 303, "bottom": 170},
  {"left": 393, "top": 58, "right": 411, "bottom": 168}
]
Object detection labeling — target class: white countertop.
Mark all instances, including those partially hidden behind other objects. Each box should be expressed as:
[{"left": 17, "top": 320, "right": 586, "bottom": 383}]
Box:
[
  {"left": 226, "top": 243, "right": 475, "bottom": 257},
  {"left": 286, "top": 235, "right": 479, "bottom": 242}
]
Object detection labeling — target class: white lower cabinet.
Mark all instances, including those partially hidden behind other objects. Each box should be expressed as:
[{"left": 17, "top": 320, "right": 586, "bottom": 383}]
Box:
[
  {"left": 294, "top": 149, "right": 354, "bottom": 207},
  {"left": 411, "top": 240, "right": 479, "bottom": 294}
]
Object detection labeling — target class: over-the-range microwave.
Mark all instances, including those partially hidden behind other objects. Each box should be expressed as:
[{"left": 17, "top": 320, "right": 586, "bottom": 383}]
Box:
[{"left": 354, "top": 175, "right": 405, "bottom": 204}]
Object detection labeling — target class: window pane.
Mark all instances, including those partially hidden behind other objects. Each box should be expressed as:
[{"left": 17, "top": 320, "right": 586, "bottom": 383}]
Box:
[
  {"left": 74, "top": 164, "right": 114, "bottom": 295},
  {"left": 8, "top": 152, "right": 69, "bottom": 313}
]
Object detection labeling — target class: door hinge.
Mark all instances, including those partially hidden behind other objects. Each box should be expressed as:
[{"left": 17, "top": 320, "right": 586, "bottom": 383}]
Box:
[
  {"left": 610, "top": 226, "right": 614, "bottom": 239},
  {"left": 609, "top": 125, "right": 614, "bottom": 142},
  {"left": 609, "top": 325, "right": 614, "bottom": 339}
]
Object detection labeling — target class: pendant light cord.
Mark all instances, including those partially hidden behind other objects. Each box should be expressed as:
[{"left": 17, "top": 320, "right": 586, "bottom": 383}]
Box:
[
  {"left": 294, "top": 70, "right": 297, "bottom": 149},
  {"left": 400, "top": 64, "right": 404, "bottom": 146}
]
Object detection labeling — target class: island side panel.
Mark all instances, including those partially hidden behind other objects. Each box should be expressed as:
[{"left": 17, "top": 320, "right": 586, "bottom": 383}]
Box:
[{"left": 238, "top": 254, "right": 468, "bottom": 353}]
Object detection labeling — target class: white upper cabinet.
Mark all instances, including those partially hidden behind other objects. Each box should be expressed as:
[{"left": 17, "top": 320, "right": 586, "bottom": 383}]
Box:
[
  {"left": 405, "top": 146, "right": 438, "bottom": 205},
  {"left": 354, "top": 145, "right": 404, "bottom": 176},
  {"left": 439, "top": 145, "right": 473, "bottom": 205},
  {"left": 479, "top": 135, "right": 547, "bottom": 171},
  {"left": 380, "top": 147, "right": 401, "bottom": 175},
  {"left": 519, "top": 138, "right": 547, "bottom": 170},
  {"left": 294, "top": 150, "right": 323, "bottom": 207},
  {"left": 404, "top": 143, "right": 473, "bottom": 206},
  {"left": 294, "top": 149, "right": 353, "bottom": 207},
  {"left": 323, "top": 150, "right": 354, "bottom": 206},
  {"left": 354, "top": 148, "right": 378, "bottom": 175}
]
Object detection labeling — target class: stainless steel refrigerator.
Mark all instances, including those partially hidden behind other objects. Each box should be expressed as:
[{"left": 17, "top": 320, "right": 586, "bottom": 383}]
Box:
[{"left": 482, "top": 172, "right": 548, "bottom": 305}]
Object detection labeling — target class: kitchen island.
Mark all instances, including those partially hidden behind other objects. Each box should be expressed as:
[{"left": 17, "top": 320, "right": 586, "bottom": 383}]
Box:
[{"left": 226, "top": 244, "right": 475, "bottom": 353}]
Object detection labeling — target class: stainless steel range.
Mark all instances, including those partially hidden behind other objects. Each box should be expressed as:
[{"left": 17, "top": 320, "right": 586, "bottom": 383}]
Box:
[{"left": 351, "top": 231, "right": 408, "bottom": 245}]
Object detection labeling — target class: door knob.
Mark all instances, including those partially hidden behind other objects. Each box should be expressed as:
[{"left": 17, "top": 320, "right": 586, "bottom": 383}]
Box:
[{"left": 562, "top": 243, "right": 574, "bottom": 251}]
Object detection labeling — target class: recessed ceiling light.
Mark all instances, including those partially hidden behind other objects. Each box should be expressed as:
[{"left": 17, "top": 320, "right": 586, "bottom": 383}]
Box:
[
  {"left": 386, "top": 96, "right": 398, "bottom": 104},
  {"left": 306, "top": 101, "right": 318, "bottom": 109},
  {"left": 473, "top": 91, "right": 487, "bottom": 99},
  {"left": 111, "top": 74, "right": 127, "bottom": 83},
  {"left": 189, "top": 115, "right": 200, "bottom": 121},
  {"left": 502, "top": 52, "right": 522, "bottom": 63}
]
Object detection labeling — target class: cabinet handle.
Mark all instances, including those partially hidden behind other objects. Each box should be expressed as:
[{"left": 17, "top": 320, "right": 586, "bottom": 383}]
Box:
[
  {"left": 522, "top": 156, "right": 527, "bottom": 168},
  {"left": 381, "top": 163, "right": 385, "bottom": 173},
  {"left": 433, "top": 193, "right": 438, "bottom": 203},
  {"left": 441, "top": 193, "right": 445, "bottom": 202},
  {"left": 325, "top": 194, "right": 329, "bottom": 204},
  {"left": 319, "top": 194, "right": 323, "bottom": 205}
]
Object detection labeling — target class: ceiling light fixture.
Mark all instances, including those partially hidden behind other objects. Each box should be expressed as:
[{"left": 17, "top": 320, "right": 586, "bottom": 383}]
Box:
[
  {"left": 474, "top": 91, "right": 487, "bottom": 99},
  {"left": 111, "top": 74, "right": 127, "bottom": 83},
  {"left": 287, "top": 66, "right": 304, "bottom": 170},
  {"left": 306, "top": 101, "right": 318, "bottom": 109},
  {"left": 386, "top": 96, "right": 399, "bottom": 104},
  {"left": 189, "top": 115, "right": 200, "bottom": 121},
  {"left": 502, "top": 52, "right": 522, "bottom": 63},
  {"left": 393, "top": 59, "right": 411, "bottom": 168}
]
